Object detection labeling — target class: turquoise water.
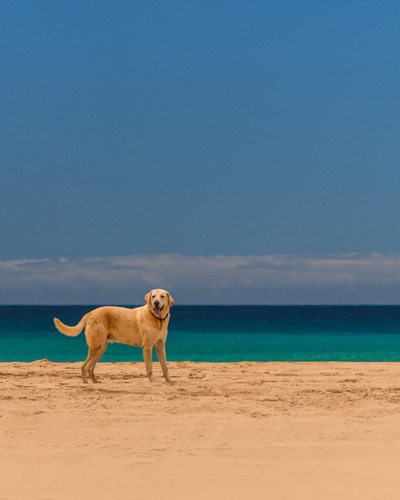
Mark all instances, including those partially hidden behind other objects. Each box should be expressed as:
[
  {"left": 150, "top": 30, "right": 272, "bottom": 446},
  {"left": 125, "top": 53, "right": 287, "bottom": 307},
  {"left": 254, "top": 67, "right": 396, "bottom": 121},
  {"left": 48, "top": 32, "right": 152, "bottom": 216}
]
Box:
[{"left": 1, "top": 305, "right": 400, "bottom": 362}]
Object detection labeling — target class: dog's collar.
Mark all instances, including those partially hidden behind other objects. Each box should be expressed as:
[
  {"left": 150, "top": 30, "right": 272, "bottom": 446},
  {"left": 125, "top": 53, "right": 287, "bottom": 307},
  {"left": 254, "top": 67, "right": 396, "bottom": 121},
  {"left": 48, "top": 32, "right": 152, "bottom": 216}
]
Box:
[{"left": 148, "top": 306, "right": 169, "bottom": 322}]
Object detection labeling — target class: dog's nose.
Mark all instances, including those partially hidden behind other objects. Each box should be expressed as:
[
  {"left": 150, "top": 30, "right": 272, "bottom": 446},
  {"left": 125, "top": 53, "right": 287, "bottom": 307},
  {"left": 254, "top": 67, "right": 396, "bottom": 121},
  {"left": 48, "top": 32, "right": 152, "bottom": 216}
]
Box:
[{"left": 154, "top": 300, "right": 160, "bottom": 307}]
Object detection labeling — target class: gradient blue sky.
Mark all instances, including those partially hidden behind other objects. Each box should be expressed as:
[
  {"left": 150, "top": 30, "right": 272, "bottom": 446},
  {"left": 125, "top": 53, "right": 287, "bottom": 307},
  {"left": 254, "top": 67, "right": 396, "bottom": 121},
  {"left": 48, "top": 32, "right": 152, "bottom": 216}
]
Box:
[{"left": 2, "top": 1, "right": 400, "bottom": 303}]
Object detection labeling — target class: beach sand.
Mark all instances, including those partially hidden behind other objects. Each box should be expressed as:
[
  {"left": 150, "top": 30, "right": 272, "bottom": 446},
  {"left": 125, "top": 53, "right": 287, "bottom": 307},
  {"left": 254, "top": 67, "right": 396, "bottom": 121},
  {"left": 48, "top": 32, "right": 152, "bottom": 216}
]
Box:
[{"left": 1, "top": 360, "right": 400, "bottom": 499}]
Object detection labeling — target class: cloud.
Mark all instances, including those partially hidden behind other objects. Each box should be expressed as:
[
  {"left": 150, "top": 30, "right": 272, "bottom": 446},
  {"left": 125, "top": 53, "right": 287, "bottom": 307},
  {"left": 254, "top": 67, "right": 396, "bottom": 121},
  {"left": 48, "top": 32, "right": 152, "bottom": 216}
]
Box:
[{"left": 1, "top": 253, "right": 400, "bottom": 305}]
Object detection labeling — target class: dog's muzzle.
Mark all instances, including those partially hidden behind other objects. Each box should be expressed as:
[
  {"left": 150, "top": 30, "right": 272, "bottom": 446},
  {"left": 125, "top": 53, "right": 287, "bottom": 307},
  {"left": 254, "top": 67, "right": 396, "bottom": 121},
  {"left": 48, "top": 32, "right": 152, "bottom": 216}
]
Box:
[{"left": 153, "top": 304, "right": 164, "bottom": 316}]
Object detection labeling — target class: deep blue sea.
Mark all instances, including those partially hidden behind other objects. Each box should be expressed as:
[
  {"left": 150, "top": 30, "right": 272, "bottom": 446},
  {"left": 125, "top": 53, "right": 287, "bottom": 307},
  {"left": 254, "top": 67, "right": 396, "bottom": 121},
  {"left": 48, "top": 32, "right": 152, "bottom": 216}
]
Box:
[{"left": 1, "top": 305, "right": 400, "bottom": 362}]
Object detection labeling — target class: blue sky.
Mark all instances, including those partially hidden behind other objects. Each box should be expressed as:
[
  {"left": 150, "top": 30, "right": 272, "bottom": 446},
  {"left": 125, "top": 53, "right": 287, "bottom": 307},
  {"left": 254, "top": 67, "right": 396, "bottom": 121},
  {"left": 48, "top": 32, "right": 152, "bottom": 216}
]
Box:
[{"left": 2, "top": 1, "right": 400, "bottom": 303}]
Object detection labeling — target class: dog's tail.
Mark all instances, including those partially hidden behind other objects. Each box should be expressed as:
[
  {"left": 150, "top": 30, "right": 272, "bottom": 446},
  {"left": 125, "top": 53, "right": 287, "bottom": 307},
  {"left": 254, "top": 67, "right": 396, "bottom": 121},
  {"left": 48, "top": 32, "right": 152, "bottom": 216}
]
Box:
[{"left": 53, "top": 314, "right": 88, "bottom": 337}]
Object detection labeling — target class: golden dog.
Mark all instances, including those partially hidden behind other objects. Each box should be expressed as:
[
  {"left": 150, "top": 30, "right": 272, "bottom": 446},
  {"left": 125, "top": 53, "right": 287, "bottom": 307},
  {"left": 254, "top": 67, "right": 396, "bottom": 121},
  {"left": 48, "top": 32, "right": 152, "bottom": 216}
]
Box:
[{"left": 54, "top": 289, "right": 174, "bottom": 383}]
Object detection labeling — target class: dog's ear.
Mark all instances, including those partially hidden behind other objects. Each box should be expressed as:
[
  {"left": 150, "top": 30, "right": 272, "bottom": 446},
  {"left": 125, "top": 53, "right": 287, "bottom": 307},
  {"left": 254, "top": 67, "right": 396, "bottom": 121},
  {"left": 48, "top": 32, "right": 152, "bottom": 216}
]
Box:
[
  {"left": 167, "top": 292, "right": 174, "bottom": 306},
  {"left": 145, "top": 291, "right": 152, "bottom": 305}
]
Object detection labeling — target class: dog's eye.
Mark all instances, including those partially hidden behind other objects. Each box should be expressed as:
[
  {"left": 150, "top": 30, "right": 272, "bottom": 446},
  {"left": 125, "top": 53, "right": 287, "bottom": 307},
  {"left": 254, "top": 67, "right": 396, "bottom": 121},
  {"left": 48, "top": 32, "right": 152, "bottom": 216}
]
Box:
[{"left": 161, "top": 295, "right": 165, "bottom": 298}]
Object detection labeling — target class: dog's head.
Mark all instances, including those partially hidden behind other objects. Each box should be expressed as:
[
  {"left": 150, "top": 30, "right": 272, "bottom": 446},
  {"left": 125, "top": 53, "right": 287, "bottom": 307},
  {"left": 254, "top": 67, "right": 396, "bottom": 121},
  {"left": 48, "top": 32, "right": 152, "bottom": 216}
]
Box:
[{"left": 145, "top": 289, "right": 174, "bottom": 317}]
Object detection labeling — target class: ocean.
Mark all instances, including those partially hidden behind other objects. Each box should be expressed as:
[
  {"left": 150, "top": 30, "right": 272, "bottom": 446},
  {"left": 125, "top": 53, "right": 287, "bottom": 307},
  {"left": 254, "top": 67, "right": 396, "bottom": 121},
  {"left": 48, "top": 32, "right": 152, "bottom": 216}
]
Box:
[{"left": 1, "top": 305, "right": 400, "bottom": 363}]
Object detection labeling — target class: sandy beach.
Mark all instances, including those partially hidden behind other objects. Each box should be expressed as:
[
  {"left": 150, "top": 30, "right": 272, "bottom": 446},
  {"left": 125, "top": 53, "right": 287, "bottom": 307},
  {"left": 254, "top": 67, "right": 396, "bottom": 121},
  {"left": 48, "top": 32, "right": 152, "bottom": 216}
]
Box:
[{"left": 1, "top": 360, "right": 400, "bottom": 499}]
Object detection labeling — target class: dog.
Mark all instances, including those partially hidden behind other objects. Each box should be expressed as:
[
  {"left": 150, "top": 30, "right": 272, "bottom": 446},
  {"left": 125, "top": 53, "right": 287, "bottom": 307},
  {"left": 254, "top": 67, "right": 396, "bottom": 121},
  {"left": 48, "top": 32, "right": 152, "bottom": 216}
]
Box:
[{"left": 53, "top": 289, "right": 174, "bottom": 384}]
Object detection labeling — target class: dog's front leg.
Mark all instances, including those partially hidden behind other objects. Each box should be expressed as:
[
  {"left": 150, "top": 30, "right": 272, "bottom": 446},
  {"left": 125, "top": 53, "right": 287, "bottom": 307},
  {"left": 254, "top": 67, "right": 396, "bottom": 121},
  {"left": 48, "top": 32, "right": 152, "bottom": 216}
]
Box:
[
  {"left": 143, "top": 346, "right": 155, "bottom": 382},
  {"left": 155, "top": 340, "right": 171, "bottom": 382}
]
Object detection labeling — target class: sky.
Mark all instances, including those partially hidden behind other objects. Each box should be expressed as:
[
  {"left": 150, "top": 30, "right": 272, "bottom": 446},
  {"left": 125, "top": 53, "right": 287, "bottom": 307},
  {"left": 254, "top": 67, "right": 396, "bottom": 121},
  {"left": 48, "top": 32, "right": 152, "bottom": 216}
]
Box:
[{"left": 1, "top": 1, "right": 400, "bottom": 304}]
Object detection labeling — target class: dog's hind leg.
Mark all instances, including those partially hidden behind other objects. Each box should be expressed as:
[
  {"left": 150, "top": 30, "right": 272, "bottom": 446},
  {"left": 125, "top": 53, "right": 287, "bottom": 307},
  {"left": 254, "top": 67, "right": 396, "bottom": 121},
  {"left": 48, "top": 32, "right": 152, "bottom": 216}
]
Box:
[
  {"left": 81, "top": 354, "right": 92, "bottom": 384},
  {"left": 81, "top": 343, "right": 107, "bottom": 383},
  {"left": 87, "top": 343, "right": 107, "bottom": 383}
]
